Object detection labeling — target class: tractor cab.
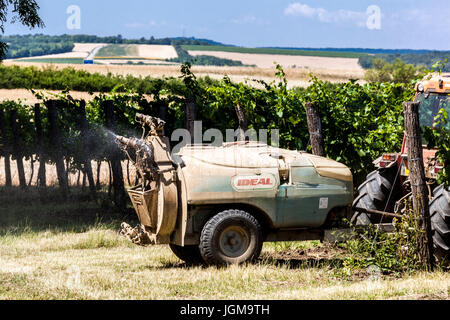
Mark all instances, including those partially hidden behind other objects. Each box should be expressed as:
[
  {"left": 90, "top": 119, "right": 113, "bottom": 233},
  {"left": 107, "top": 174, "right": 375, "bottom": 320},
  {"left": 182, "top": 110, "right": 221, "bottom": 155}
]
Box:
[
  {"left": 373, "top": 75, "right": 449, "bottom": 179},
  {"left": 415, "top": 75, "right": 450, "bottom": 130}
]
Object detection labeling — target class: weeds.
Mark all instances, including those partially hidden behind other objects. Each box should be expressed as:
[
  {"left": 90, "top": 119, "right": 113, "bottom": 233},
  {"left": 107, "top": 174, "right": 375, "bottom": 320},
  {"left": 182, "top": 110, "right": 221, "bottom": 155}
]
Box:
[{"left": 337, "top": 208, "right": 430, "bottom": 274}]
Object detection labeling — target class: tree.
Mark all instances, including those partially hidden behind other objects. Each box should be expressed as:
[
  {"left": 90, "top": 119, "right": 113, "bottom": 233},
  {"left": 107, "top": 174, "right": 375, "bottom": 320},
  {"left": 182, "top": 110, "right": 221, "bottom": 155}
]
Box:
[
  {"left": 0, "top": 0, "right": 44, "bottom": 60},
  {"left": 364, "top": 58, "right": 425, "bottom": 84}
]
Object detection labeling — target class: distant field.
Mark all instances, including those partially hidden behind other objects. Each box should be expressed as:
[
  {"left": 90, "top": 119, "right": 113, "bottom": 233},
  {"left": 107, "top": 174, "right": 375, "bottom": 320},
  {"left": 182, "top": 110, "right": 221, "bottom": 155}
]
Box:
[
  {"left": 95, "top": 44, "right": 178, "bottom": 60},
  {"left": 188, "top": 50, "right": 364, "bottom": 70},
  {"left": 15, "top": 58, "right": 85, "bottom": 64},
  {"left": 96, "top": 44, "right": 139, "bottom": 57},
  {"left": 183, "top": 45, "right": 368, "bottom": 58},
  {"left": 5, "top": 42, "right": 364, "bottom": 80}
]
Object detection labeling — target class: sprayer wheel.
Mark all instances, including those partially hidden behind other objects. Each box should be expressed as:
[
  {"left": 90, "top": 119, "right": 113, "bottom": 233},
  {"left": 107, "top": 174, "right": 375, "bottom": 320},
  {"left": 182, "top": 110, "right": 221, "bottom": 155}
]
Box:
[
  {"left": 351, "top": 169, "right": 400, "bottom": 225},
  {"left": 199, "top": 209, "right": 262, "bottom": 266}
]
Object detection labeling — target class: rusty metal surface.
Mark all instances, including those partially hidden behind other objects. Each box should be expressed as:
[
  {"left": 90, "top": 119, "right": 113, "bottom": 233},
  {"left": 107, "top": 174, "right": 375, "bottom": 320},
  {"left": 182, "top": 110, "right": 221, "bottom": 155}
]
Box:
[{"left": 117, "top": 115, "right": 178, "bottom": 245}]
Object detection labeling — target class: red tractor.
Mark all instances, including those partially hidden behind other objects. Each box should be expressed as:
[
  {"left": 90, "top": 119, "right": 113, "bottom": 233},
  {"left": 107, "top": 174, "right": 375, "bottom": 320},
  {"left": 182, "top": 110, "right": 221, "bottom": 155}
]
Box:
[{"left": 352, "top": 75, "right": 450, "bottom": 264}]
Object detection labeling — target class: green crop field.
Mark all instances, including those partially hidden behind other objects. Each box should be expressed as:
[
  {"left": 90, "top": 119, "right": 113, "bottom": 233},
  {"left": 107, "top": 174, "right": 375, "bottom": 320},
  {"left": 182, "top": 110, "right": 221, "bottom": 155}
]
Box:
[
  {"left": 96, "top": 44, "right": 139, "bottom": 57},
  {"left": 15, "top": 58, "right": 85, "bottom": 64},
  {"left": 182, "top": 45, "right": 367, "bottom": 58}
]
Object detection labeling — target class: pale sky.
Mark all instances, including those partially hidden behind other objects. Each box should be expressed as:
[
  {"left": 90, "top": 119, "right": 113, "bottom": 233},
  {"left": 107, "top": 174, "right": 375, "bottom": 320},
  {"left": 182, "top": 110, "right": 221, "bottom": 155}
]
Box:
[{"left": 3, "top": 0, "right": 450, "bottom": 50}]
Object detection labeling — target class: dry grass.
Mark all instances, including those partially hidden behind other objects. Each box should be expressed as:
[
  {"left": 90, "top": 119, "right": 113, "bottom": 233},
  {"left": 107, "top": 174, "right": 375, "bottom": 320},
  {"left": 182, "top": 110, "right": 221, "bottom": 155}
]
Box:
[
  {"left": 0, "top": 222, "right": 448, "bottom": 300},
  {"left": 0, "top": 157, "right": 136, "bottom": 188},
  {"left": 0, "top": 187, "right": 448, "bottom": 300}
]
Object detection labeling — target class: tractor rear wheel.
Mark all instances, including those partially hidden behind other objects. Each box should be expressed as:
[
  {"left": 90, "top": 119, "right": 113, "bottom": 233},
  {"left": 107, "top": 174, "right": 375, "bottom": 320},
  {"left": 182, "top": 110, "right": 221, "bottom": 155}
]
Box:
[
  {"left": 199, "top": 209, "right": 263, "bottom": 266},
  {"left": 430, "top": 184, "right": 450, "bottom": 266},
  {"left": 169, "top": 244, "right": 204, "bottom": 265},
  {"left": 351, "top": 169, "right": 400, "bottom": 225}
]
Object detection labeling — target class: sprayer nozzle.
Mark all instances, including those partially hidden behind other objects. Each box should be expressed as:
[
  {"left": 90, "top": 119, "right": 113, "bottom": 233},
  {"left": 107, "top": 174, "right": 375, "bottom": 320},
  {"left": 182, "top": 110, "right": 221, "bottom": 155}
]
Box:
[
  {"left": 135, "top": 113, "right": 166, "bottom": 131},
  {"left": 116, "top": 135, "right": 131, "bottom": 146}
]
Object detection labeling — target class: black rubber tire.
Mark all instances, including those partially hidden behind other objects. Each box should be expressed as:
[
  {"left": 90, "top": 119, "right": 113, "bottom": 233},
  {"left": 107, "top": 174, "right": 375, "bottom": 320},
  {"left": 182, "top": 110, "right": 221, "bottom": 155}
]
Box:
[
  {"left": 199, "top": 209, "right": 263, "bottom": 266},
  {"left": 169, "top": 244, "right": 204, "bottom": 265},
  {"left": 430, "top": 184, "right": 450, "bottom": 266},
  {"left": 352, "top": 169, "right": 398, "bottom": 225}
]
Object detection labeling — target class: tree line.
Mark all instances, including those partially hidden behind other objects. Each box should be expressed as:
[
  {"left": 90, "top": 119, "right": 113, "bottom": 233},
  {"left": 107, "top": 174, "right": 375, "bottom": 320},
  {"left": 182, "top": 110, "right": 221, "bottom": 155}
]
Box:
[
  {"left": 359, "top": 51, "right": 450, "bottom": 71},
  {"left": 0, "top": 34, "right": 225, "bottom": 60},
  {"left": 168, "top": 44, "right": 247, "bottom": 67}
]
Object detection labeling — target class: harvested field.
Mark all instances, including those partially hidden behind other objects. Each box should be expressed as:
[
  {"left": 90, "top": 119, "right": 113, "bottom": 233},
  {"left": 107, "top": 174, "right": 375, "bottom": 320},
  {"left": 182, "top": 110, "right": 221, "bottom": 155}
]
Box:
[
  {"left": 95, "top": 44, "right": 177, "bottom": 60},
  {"left": 0, "top": 89, "right": 102, "bottom": 104},
  {"left": 95, "top": 59, "right": 178, "bottom": 66},
  {"left": 137, "top": 45, "right": 178, "bottom": 60},
  {"left": 188, "top": 50, "right": 364, "bottom": 70},
  {"left": 73, "top": 43, "right": 108, "bottom": 54},
  {"left": 1, "top": 61, "right": 365, "bottom": 88},
  {"left": 0, "top": 89, "right": 153, "bottom": 104},
  {"left": 184, "top": 45, "right": 366, "bottom": 58}
]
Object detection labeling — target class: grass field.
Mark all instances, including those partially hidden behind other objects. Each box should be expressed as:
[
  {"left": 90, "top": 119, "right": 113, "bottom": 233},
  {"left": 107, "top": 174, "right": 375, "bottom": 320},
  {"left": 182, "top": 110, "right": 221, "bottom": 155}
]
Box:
[
  {"left": 183, "top": 45, "right": 368, "bottom": 59},
  {"left": 96, "top": 44, "right": 139, "bottom": 57},
  {"left": 15, "top": 58, "right": 85, "bottom": 64},
  {"left": 0, "top": 188, "right": 449, "bottom": 300}
]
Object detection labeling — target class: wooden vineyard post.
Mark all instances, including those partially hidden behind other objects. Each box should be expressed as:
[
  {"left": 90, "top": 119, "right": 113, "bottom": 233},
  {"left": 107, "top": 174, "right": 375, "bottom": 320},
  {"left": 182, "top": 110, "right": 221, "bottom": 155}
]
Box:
[
  {"left": 34, "top": 103, "right": 46, "bottom": 188},
  {"left": 186, "top": 101, "right": 196, "bottom": 144},
  {"left": 234, "top": 104, "right": 248, "bottom": 142},
  {"left": 0, "top": 107, "right": 12, "bottom": 188},
  {"left": 47, "top": 100, "right": 69, "bottom": 199},
  {"left": 104, "top": 100, "right": 126, "bottom": 210},
  {"left": 96, "top": 161, "right": 102, "bottom": 190},
  {"left": 158, "top": 102, "right": 167, "bottom": 122},
  {"left": 10, "top": 109, "right": 26, "bottom": 188},
  {"left": 403, "top": 101, "right": 434, "bottom": 271},
  {"left": 79, "top": 100, "right": 96, "bottom": 199},
  {"left": 305, "top": 102, "right": 326, "bottom": 157}
]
